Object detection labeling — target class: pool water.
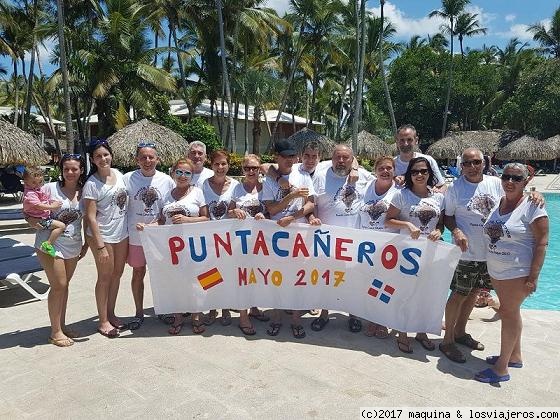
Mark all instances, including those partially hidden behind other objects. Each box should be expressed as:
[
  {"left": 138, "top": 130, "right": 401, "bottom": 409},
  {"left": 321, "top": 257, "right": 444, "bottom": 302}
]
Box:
[{"left": 443, "top": 193, "right": 558, "bottom": 311}]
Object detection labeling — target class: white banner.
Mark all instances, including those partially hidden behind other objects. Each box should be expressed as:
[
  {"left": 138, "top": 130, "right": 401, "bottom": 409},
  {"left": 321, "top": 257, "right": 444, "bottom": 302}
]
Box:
[{"left": 140, "top": 220, "right": 461, "bottom": 334}]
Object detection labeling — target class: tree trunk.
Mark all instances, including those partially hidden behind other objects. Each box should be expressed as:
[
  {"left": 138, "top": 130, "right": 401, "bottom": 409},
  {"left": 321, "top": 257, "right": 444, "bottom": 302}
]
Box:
[
  {"left": 380, "top": 0, "right": 397, "bottom": 135},
  {"left": 216, "top": 0, "right": 235, "bottom": 152},
  {"left": 154, "top": 29, "right": 159, "bottom": 66},
  {"left": 13, "top": 60, "right": 19, "bottom": 127},
  {"left": 308, "top": 60, "right": 319, "bottom": 128},
  {"left": 171, "top": 22, "right": 187, "bottom": 91},
  {"left": 244, "top": 101, "right": 249, "bottom": 155},
  {"left": 252, "top": 105, "right": 261, "bottom": 155},
  {"left": 352, "top": 0, "right": 367, "bottom": 151},
  {"left": 56, "top": 0, "right": 74, "bottom": 152},
  {"left": 336, "top": 69, "right": 350, "bottom": 140},
  {"left": 441, "top": 18, "right": 455, "bottom": 138},
  {"left": 24, "top": 2, "right": 38, "bottom": 132}
]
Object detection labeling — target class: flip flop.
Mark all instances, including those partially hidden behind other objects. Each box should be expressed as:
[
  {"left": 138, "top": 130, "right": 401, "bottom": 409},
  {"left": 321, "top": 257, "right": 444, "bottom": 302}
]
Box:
[
  {"left": 266, "top": 322, "right": 282, "bottom": 336},
  {"left": 364, "top": 323, "right": 378, "bottom": 337},
  {"left": 192, "top": 320, "right": 206, "bottom": 334},
  {"left": 220, "top": 311, "right": 232, "bottom": 326},
  {"left": 486, "top": 355, "right": 523, "bottom": 368},
  {"left": 48, "top": 336, "right": 74, "bottom": 347},
  {"left": 310, "top": 317, "right": 329, "bottom": 332},
  {"left": 348, "top": 317, "right": 362, "bottom": 333},
  {"left": 439, "top": 342, "right": 466, "bottom": 363},
  {"left": 239, "top": 324, "right": 256, "bottom": 336},
  {"left": 97, "top": 328, "right": 119, "bottom": 338},
  {"left": 249, "top": 311, "right": 270, "bottom": 322},
  {"left": 204, "top": 310, "right": 218, "bottom": 326},
  {"left": 168, "top": 321, "right": 184, "bottom": 335},
  {"left": 474, "top": 368, "right": 510, "bottom": 383},
  {"left": 397, "top": 337, "right": 413, "bottom": 354},
  {"left": 415, "top": 335, "right": 436, "bottom": 351},
  {"left": 128, "top": 316, "right": 143, "bottom": 331},
  {"left": 291, "top": 324, "right": 306, "bottom": 339},
  {"left": 374, "top": 326, "right": 389, "bottom": 339},
  {"left": 455, "top": 333, "right": 484, "bottom": 350}
]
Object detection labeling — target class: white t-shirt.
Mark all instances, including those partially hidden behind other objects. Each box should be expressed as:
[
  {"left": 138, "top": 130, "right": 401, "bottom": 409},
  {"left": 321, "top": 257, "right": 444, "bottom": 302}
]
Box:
[
  {"left": 82, "top": 169, "right": 129, "bottom": 243},
  {"left": 484, "top": 197, "right": 547, "bottom": 280},
  {"left": 294, "top": 161, "right": 375, "bottom": 182},
  {"left": 34, "top": 182, "right": 83, "bottom": 259},
  {"left": 202, "top": 178, "right": 240, "bottom": 220},
  {"left": 262, "top": 167, "right": 316, "bottom": 221},
  {"left": 232, "top": 183, "right": 266, "bottom": 218},
  {"left": 394, "top": 152, "right": 445, "bottom": 186},
  {"left": 390, "top": 188, "right": 445, "bottom": 236},
  {"left": 124, "top": 170, "right": 175, "bottom": 246},
  {"left": 358, "top": 181, "right": 399, "bottom": 233},
  {"left": 445, "top": 175, "right": 504, "bottom": 261},
  {"left": 191, "top": 167, "right": 214, "bottom": 188},
  {"left": 161, "top": 187, "right": 206, "bottom": 225},
  {"left": 313, "top": 167, "right": 370, "bottom": 227}
]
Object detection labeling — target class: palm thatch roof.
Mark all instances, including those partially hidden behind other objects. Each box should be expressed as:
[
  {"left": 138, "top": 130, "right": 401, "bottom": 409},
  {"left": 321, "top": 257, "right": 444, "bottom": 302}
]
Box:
[
  {"left": 0, "top": 119, "right": 49, "bottom": 166},
  {"left": 287, "top": 128, "right": 336, "bottom": 159},
  {"left": 545, "top": 134, "right": 560, "bottom": 157},
  {"left": 107, "top": 119, "right": 188, "bottom": 167},
  {"left": 495, "top": 135, "right": 556, "bottom": 161},
  {"left": 427, "top": 130, "right": 503, "bottom": 159},
  {"left": 346, "top": 130, "right": 392, "bottom": 159}
]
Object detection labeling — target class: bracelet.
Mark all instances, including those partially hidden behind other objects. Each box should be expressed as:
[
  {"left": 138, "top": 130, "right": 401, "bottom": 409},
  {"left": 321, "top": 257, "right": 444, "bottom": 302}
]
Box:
[{"left": 97, "top": 246, "right": 106, "bottom": 251}]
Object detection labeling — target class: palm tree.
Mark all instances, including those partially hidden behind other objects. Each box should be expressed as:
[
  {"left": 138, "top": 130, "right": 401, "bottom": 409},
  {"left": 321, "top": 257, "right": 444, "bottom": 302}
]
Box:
[
  {"left": 529, "top": 6, "right": 560, "bottom": 58},
  {"left": 454, "top": 12, "right": 487, "bottom": 57},
  {"left": 407, "top": 35, "right": 427, "bottom": 50},
  {"left": 56, "top": 0, "right": 74, "bottom": 152},
  {"left": 429, "top": 0, "right": 470, "bottom": 137},
  {"left": 378, "top": 0, "right": 396, "bottom": 135},
  {"left": 428, "top": 32, "right": 449, "bottom": 52}
]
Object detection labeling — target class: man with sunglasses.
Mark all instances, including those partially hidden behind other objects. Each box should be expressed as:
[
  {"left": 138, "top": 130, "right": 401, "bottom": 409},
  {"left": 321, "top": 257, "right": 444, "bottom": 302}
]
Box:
[
  {"left": 123, "top": 142, "right": 175, "bottom": 329},
  {"left": 441, "top": 148, "right": 543, "bottom": 363},
  {"left": 187, "top": 141, "right": 214, "bottom": 188},
  {"left": 393, "top": 124, "right": 445, "bottom": 190}
]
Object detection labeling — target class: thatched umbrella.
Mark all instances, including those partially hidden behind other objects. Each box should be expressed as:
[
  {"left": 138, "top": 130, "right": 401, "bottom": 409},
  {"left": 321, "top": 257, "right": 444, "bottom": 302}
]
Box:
[
  {"left": 427, "top": 130, "right": 502, "bottom": 159},
  {"left": 287, "top": 128, "right": 336, "bottom": 159},
  {"left": 544, "top": 134, "right": 560, "bottom": 171},
  {"left": 495, "top": 135, "right": 556, "bottom": 161},
  {"left": 0, "top": 119, "right": 49, "bottom": 166},
  {"left": 345, "top": 130, "right": 392, "bottom": 159},
  {"left": 107, "top": 119, "right": 188, "bottom": 167}
]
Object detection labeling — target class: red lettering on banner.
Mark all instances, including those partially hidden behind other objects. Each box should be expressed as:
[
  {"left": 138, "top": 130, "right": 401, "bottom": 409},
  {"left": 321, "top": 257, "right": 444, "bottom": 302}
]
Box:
[
  {"left": 169, "top": 236, "right": 185, "bottom": 265},
  {"left": 335, "top": 238, "right": 353, "bottom": 261},
  {"left": 381, "top": 245, "right": 398, "bottom": 269},
  {"left": 238, "top": 267, "right": 247, "bottom": 285},
  {"left": 257, "top": 268, "right": 270, "bottom": 285},
  {"left": 214, "top": 232, "right": 232, "bottom": 257},
  {"left": 292, "top": 233, "right": 310, "bottom": 257},
  {"left": 253, "top": 230, "right": 270, "bottom": 255}
]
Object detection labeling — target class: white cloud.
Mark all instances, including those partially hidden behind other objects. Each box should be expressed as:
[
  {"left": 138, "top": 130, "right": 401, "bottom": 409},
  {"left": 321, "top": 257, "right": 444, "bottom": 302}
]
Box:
[
  {"left": 497, "top": 19, "right": 550, "bottom": 41},
  {"left": 23, "top": 38, "right": 55, "bottom": 74},
  {"left": 264, "top": 0, "right": 291, "bottom": 16},
  {"left": 505, "top": 14, "right": 516, "bottom": 22},
  {"left": 368, "top": 1, "right": 446, "bottom": 38}
]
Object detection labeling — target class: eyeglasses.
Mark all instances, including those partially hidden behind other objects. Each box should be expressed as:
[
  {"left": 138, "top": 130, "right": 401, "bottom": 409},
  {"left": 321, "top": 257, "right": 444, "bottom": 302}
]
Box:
[
  {"left": 410, "top": 169, "right": 429, "bottom": 176},
  {"left": 89, "top": 138, "right": 108, "bottom": 147},
  {"left": 243, "top": 166, "right": 259, "bottom": 171},
  {"left": 461, "top": 159, "right": 483, "bottom": 167},
  {"left": 137, "top": 142, "right": 156, "bottom": 149},
  {"left": 501, "top": 174, "right": 525, "bottom": 183},
  {"left": 174, "top": 169, "right": 192, "bottom": 177},
  {"left": 62, "top": 153, "right": 82, "bottom": 159}
]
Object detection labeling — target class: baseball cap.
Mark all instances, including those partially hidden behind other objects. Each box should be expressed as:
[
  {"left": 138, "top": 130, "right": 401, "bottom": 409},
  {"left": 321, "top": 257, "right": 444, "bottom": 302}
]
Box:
[{"left": 274, "top": 139, "right": 297, "bottom": 157}]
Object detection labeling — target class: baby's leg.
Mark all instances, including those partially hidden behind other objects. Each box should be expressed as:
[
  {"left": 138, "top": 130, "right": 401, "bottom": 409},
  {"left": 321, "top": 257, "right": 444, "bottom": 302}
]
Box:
[{"left": 46, "top": 220, "right": 66, "bottom": 244}]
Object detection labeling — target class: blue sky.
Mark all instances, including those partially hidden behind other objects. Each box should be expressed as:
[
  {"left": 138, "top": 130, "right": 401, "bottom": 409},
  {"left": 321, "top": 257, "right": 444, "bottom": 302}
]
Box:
[{"left": 1, "top": 0, "right": 557, "bottom": 78}]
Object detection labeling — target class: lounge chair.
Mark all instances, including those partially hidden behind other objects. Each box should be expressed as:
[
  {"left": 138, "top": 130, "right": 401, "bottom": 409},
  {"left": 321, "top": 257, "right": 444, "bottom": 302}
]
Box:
[
  {"left": 0, "top": 209, "right": 24, "bottom": 221},
  {"left": 0, "top": 241, "right": 48, "bottom": 300}
]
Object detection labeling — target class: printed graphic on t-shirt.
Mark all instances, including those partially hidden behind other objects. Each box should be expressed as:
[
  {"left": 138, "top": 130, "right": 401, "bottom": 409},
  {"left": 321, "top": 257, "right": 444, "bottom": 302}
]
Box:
[
  {"left": 362, "top": 200, "right": 389, "bottom": 225},
  {"left": 208, "top": 200, "right": 229, "bottom": 220},
  {"left": 164, "top": 205, "right": 190, "bottom": 219},
  {"left": 275, "top": 186, "right": 293, "bottom": 201},
  {"left": 54, "top": 208, "right": 81, "bottom": 225},
  {"left": 134, "top": 186, "right": 160, "bottom": 212},
  {"left": 240, "top": 199, "right": 265, "bottom": 217},
  {"left": 410, "top": 204, "right": 438, "bottom": 231},
  {"left": 467, "top": 194, "right": 496, "bottom": 222},
  {"left": 334, "top": 184, "right": 358, "bottom": 213},
  {"left": 111, "top": 188, "right": 128, "bottom": 215},
  {"left": 485, "top": 221, "right": 512, "bottom": 249}
]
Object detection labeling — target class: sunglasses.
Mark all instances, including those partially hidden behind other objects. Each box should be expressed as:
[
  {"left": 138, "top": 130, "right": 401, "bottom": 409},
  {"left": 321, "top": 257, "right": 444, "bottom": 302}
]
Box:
[
  {"left": 62, "top": 153, "right": 82, "bottom": 159},
  {"left": 461, "top": 159, "right": 483, "bottom": 167},
  {"left": 137, "top": 142, "right": 156, "bottom": 149},
  {"left": 410, "top": 169, "right": 429, "bottom": 176},
  {"left": 90, "top": 138, "right": 108, "bottom": 147},
  {"left": 243, "top": 166, "right": 259, "bottom": 171},
  {"left": 175, "top": 169, "right": 192, "bottom": 177},
  {"left": 501, "top": 174, "right": 525, "bottom": 183}
]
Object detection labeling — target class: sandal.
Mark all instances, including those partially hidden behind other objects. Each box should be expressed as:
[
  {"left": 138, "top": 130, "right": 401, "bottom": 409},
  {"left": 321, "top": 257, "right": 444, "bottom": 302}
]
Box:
[
  {"left": 249, "top": 310, "right": 270, "bottom": 322},
  {"left": 474, "top": 368, "right": 510, "bottom": 383},
  {"left": 97, "top": 328, "right": 119, "bottom": 338},
  {"left": 220, "top": 310, "right": 232, "bottom": 326},
  {"left": 348, "top": 317, "right": 362, "bottom": 333},
  {"left": 48, "top": 336, "right": 74, "bottom": 347},
  {"left": 192, "top": 320, "right": 206, "bottom": 334},
  {"left": 374, "top": 326, "right": 389, "bottom": 339},
  {"left": 439, "top": 342, "right": 466, "bottom": 363},
  {"left": 364, "top": 323, "right": 378, "bottom": 337},
  {"left": 455, "top": 333, "right": 484, "bottom": 351},
  {"left": 415, "top": 335, "right": 436, "bottom": 351},
  {"left": 266, "top": 322, "right": 282, "bottom": 336},
  {"left": 291, "top": 324, "right": 306, "bottom": 339},
  {"left": 396, "top": 336, "right": 413, "bottom": 354},
  {"left": 128, "top": 316, "right": 144, "bottom": 331},
  {"left": 168, "top": 320, "right": 184, "bottom": 335},
  {"left": 158, "top": 314, "right": 175, "bottom": 325},
  {"left": 310, "top": 316, "right": 329, "bottom": 332},
  {"left": 239, "top": 324, "right": 256, "bottom": 336},
  {"left": 204, "top": 310, "right": 218, "bottom": 326}
]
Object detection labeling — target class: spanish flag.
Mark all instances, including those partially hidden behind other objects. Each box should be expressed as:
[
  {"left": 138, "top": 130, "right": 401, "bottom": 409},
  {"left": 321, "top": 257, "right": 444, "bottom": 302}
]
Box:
[{"left": 197, "top": 267, "right": 223, "bottom": 290}]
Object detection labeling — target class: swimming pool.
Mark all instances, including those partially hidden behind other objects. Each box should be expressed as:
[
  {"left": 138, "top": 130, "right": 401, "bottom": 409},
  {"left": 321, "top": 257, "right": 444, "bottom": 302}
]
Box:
[{"left": 443, "top": 193, "right": 558, "bottom": 311}]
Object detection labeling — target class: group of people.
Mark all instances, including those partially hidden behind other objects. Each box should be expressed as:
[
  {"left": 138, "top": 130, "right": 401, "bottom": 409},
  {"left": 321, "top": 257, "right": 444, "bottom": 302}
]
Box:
[{"left": 24, "top": 124, "right": 548, "bottom": 385}]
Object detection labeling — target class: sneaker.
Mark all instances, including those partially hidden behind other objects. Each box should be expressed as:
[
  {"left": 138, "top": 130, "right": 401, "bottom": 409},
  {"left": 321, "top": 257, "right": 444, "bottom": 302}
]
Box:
[{"left": 41, "top": 241, "right": 56, "bottom": 257}]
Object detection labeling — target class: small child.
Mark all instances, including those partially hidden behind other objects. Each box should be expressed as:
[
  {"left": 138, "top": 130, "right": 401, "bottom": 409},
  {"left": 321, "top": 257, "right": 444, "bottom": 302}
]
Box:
[{"left": 22, "top": 166, "right": 65, "bottom": 257}]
